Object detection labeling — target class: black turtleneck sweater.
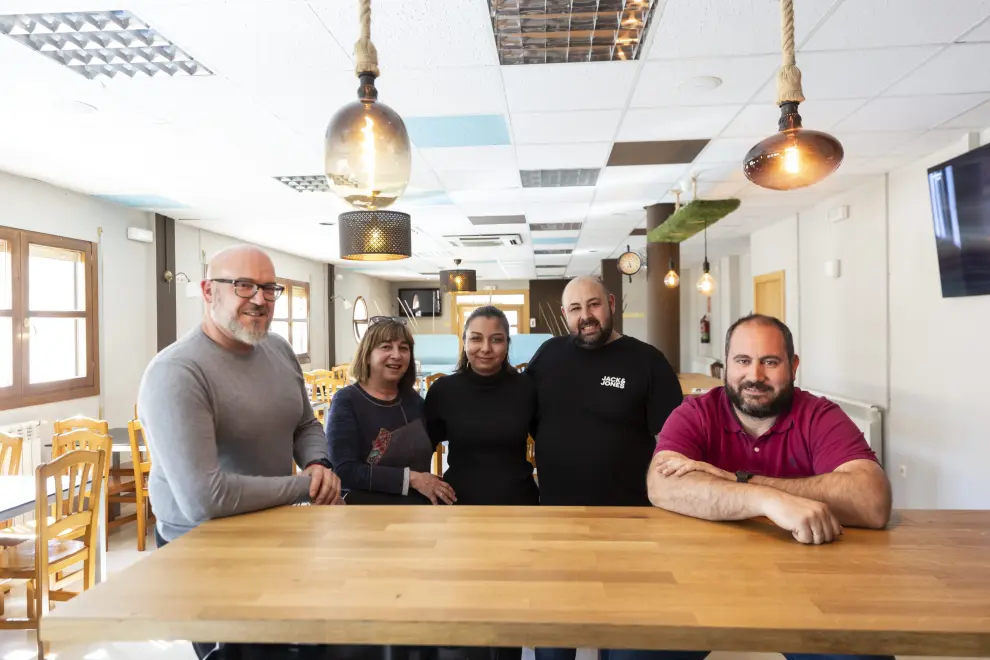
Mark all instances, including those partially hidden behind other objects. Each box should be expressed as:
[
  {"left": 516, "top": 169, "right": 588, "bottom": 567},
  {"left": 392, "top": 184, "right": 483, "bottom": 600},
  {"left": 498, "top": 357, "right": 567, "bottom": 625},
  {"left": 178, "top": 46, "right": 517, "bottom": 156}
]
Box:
[{"left": 424, "top": 368, "right": 538, "bottom": 506}]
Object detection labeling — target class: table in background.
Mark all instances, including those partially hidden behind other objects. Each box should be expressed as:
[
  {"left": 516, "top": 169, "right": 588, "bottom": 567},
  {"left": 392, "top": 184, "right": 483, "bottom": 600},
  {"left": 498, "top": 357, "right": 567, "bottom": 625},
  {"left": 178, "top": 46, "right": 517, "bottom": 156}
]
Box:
[
  {"left": 40, "top": 506, "right": 990, "bottom": 656},
  {"left": 677, "top": 372, "right": 722, "bottom": 396},
  {"left": 0, "top": 475, "right": 107, "bottom": 583}
]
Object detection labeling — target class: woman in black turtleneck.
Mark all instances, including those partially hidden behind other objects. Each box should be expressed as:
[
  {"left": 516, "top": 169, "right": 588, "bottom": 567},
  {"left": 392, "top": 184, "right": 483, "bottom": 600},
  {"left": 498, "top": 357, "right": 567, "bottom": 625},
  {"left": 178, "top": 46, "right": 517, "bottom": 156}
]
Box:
[{"left": 424, "top": 305, "right": 538, "bottom": 506}]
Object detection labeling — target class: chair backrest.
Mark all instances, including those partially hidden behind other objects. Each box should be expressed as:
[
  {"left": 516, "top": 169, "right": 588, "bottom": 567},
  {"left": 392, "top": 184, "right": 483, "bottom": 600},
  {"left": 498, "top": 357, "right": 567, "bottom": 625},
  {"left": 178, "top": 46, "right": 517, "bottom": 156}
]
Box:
[
  {"left": 53, "top": 429, "right": 113, "bottom": 481},
  {"left": 127, "top": 420, "right": 151, "bottom": 490},
  {"left": 35, "top": 444, "right": 108, "bottom": 609},
  {"left": 515, "top": 362, "right": 528, "bottom": 373},
  {"left": 710, "top": 361, "right": 725, "bottom": 380},
  {"left": 313, "top": 376, "right": 335, "bottom": 403},
  {"left": 53, "top": 415, "right": 109, "bottom": 435},
  {"left": 331, "top": 365, "right": 349, "bottom": 382},
  {"left": 425, "top": 373, "right": 444, "bottom": 390},
  {"left": 0, "top": 431, "right": 22, "bottom": 476}
]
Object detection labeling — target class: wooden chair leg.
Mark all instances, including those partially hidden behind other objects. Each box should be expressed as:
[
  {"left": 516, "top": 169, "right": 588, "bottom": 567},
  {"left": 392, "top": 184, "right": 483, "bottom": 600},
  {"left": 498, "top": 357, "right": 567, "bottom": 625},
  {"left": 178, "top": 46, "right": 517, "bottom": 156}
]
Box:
[{"left": 136, "top": 497, "right": 146, "bottom": 552}]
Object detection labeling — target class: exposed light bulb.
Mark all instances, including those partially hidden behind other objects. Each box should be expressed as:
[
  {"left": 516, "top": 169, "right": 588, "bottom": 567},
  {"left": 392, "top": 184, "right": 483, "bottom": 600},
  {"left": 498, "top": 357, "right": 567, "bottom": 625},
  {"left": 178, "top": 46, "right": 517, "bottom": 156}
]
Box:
[
  {"left": 664, "top": 269, "right": 680, "bottom": 289},
  {"left": 783, "top": 145, "right": 800, "bottom": 174},
  {"left": 696, "top": 260, "right": 716, "bottom": 296}
]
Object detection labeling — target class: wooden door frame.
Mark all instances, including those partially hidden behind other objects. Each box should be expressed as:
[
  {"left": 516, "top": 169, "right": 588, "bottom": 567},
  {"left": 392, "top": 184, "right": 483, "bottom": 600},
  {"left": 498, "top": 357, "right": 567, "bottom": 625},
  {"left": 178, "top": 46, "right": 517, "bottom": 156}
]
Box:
[
  {"left": 449, "top": 290, "right": 530, "bottom": 352},
  {"left": 753, "top": 270, "right": 786, "bottom": 322}
]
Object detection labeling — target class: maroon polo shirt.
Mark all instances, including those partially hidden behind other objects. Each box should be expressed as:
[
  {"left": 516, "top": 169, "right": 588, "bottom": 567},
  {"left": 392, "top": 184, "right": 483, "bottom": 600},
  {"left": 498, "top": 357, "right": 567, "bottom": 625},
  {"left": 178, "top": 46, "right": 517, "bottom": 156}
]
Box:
[{"left": 654, "top": 387, "right": 878, "bottom": 477}]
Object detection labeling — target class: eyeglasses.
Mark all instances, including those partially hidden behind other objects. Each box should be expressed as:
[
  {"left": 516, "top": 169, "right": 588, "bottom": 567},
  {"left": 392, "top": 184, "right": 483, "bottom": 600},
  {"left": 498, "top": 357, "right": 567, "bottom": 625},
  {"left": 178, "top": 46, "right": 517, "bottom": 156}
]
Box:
[
  {"left": 370, "top": 315, "right": 408, "bottom": 326},
  {"left": 210, "top": 278, "right": 285, "bottom": 302}
]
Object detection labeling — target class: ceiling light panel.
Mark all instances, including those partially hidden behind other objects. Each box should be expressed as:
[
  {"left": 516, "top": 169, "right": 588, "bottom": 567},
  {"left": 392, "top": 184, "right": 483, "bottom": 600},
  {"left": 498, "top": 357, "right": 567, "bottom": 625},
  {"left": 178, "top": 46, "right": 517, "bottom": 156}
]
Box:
[
  {"left": 0, "top": 10, "right": 212, "bottom": 80},
  {"left": 530, "top": 222, "right": 583, "bottom": 231},
  {"left": 275, "top": 176, "right": 329, "bottom": 192},
  {"left": 521, "top": 168, "right": 600, "bottom": 188},
  {"left": 488, "top": 0, "right": 661, "bottom": 65},
  {"left": 535, "top": 249, "right": 573, "bottom": 255}
]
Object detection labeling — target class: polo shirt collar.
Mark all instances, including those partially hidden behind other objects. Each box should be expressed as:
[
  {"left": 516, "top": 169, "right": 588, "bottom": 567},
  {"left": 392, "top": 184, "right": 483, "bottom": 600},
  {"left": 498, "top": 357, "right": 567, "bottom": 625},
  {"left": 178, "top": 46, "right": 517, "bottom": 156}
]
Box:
[{"left": 718, "top": 385, "right": 797, "bottom": 436}]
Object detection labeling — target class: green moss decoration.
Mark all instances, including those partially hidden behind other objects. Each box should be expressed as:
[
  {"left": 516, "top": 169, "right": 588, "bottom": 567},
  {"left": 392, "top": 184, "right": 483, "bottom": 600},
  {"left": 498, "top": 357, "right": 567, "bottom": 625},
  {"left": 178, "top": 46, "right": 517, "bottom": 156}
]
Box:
[{"left": 647, "top": 199, "right": 741, "bottom": 243}]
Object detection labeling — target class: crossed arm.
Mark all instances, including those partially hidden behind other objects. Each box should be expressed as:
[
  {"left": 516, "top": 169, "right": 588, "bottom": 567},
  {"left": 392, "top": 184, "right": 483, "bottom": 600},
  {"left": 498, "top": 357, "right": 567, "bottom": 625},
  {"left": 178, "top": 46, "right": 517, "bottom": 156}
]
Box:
[{"left": 648, "top": 452, "right": 892, "bottom": 531}]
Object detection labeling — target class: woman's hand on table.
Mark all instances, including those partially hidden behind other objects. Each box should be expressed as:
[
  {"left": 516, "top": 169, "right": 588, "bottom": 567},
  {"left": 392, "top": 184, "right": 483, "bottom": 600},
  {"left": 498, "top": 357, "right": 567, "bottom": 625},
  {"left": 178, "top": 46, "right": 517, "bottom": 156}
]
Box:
[
  {"left": 410, "top": 471, "right": 457, "bottom": 505},
  {"left": 303, "top": 464, "right": 344, "bottom": 505}
]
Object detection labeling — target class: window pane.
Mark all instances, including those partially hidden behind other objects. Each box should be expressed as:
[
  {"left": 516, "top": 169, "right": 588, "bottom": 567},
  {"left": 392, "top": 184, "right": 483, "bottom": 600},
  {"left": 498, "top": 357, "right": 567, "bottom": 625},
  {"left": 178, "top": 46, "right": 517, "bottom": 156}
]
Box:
[
  {"left": 291, "top": 285, "right": 308, "bottom": 320},
  {"left": 29, "top": 244, "right": 86, "bottom": 312},
  {"left": 509, "top": 325, "right": 519, "bottom": 335},
  {"left": 292, "top": 321, "right": 308, "bottom": 355},
  {"left": 0, "top": 239, "right": 11, "bottom": 311},
  {"left": 271, "top": 321, "right": 290, "bottom": 344},
  {"left": 274, "top": 290, "right": 289, "bottom": 319},
  {"left": 0, "top": 317, "right": 11, "bottom": 387},
  {"left": 29, "top": 317, "right": 86, "bottom": 384}
]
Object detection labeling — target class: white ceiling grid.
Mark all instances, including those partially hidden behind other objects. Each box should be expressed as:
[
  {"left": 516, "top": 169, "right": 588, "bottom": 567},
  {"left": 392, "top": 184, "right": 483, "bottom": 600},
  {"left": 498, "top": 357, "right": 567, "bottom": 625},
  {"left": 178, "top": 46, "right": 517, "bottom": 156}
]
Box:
[{"left": 0, "top": 0, "right": 986, "bottom": 279}]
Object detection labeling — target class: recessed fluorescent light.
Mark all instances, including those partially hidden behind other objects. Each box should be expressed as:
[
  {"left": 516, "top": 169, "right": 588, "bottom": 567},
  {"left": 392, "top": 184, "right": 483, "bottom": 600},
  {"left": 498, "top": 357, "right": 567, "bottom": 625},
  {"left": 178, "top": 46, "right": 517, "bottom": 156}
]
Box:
[
  {"left": 534, "top": 249, "right": 572, "bottom": 255},
  {"left": 275, "top": 176, "right": 329, "bottom": 193},
  {"left": 521, "top": 169, "right": 599, "bottom": 188},
  {"left": 488, "top": 0, "right": 662, "bottom": 65},
  {"left": 0, "top": 10, "right": 212, "bottom": 80},
  {"left": 530, "top": 222, "right": 583, "bottom": 232}
]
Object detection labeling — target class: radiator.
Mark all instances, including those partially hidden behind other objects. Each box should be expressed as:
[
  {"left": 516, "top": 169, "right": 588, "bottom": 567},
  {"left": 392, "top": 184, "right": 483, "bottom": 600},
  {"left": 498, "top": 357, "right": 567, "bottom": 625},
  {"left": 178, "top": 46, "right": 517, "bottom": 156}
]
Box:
[
  {"left": 0, "top": 420, "right": 46, "bottom": 478},
  {"left": 805, "top": 390, "right": 884, "bottom": 466}
]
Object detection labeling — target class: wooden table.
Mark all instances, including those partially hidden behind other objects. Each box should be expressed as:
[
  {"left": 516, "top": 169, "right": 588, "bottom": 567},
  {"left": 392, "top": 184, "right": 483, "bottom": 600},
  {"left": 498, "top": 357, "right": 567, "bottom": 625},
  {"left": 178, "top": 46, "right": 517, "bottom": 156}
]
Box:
[
  {"left": 40, "top": 507, "right": 990, "bottom": 655},
  {"left": 0, "top": 475, "right": 107, "bottom": 582},
  {"left": 678, "top": 373, "right": 722, "bottom": 396}
]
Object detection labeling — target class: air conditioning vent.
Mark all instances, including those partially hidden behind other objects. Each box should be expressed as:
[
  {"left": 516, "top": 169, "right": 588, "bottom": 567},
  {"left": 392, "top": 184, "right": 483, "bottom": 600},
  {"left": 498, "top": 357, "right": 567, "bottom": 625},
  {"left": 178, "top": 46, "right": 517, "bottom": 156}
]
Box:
[{"left": 444, "top": 234, "right": 523, "bottom": 248}]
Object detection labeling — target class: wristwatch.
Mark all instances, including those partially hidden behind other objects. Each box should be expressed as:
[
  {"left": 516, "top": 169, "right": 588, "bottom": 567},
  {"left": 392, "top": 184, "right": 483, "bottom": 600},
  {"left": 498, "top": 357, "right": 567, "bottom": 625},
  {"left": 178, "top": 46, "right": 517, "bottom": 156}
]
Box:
[{"left": 735, "top": 470, "right": 754, "bottom": 483}]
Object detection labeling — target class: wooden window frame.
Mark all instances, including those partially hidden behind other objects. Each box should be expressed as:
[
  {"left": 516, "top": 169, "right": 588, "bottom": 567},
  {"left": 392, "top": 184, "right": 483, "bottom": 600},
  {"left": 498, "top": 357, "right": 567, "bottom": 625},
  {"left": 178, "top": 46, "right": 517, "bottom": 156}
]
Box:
[
  {"left": 274, "top": 277, "right": 311, "bottom": 363},
  {"left": 0, "top": 226, "right": 100, "bottom": 411}
]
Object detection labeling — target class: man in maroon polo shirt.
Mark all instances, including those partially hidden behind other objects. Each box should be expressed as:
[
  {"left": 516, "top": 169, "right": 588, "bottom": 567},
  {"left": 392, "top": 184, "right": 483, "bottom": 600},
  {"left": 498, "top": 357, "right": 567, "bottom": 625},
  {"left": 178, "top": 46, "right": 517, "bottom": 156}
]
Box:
[{"left": 648, "top": 313, "right": 891, "bottom": 546}]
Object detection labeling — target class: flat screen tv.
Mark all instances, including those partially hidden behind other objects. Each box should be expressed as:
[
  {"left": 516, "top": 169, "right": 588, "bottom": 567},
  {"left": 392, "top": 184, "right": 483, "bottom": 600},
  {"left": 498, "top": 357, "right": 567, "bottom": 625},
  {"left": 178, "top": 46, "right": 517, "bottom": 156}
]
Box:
[
  {"left": 927, "top": 141, "right": 990, "bottom": 298},
  {"left": 397, "top": 288, "right": 442, "bottom": 317}
]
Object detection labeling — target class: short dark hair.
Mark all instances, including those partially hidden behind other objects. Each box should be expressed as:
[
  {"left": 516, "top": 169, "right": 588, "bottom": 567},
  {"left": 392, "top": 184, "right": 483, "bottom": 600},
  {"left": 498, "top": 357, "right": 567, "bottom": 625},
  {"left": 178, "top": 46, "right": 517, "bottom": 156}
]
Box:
[
  {"left": 724, "top": 314, "right": 795, "bottom": 364},
  {"left": 455, "top": 305, "right": 514, "bottom": 374}
]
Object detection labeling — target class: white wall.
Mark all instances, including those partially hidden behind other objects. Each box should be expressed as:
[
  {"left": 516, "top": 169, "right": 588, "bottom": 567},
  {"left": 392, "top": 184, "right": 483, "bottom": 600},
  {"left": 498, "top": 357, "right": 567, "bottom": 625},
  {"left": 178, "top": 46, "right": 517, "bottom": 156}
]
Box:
[
  {"left": 621, "top": 270, "right": 647, "bottom": 343},
  {"left": 333, "top": 269, "right": 394, "bottom": 364},
  {"left": 750, "top": 216, "right": 802, "bottom": 361},
  {"left": 747, "top": 130, "right": 990, "bottom": 509},
  {"left": 0, "top": 171, "right": 157, "bottom": 429},
  {"left": 174, "top": 224, "right": 329, "bottom": 369}
]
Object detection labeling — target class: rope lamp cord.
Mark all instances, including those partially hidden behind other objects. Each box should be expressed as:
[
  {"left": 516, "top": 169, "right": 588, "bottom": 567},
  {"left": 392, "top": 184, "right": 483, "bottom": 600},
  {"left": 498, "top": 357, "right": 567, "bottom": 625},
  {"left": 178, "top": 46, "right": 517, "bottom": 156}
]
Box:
[
  {"left": 776, "top": 0, "right": 806, "bottom": 105},
  {"left": 354, "top": 0, "right": 380, "bottom": 77}
]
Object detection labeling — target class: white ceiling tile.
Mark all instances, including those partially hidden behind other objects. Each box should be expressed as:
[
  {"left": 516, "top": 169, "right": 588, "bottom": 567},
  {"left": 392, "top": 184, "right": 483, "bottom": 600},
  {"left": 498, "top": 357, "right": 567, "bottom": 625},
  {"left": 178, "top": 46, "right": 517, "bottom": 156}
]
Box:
[
  {"left": 591, "top": 183, "right": 664, "bottom": 205},
  {"left": 503, "top": 62, "right": 639, "bottom": 112},
  {"left": 524, "top": 202, "right": 591, "bottom": 223},
  {"left": 521, "top": 187, "right": 597, "bottom": 204},
  {"left": 455, "top": 201, "right": 527, "bottom": 218},
  {"left": 884, "top": 44, "right": 990, "bottom": 96},
  {"left": 436, "top": 169, "right": 522, "bottom": 191},
  {"left": 379, "top": 67, "right": 508, "bottom": 117},
  {"left": 700, "top": 180, "right": 749, "bottom": 199},
  {"left": 835, "top": 94, "right": 990, "bottom": 132},
  {"left": 448, "top": 189, "right": 525, "bottom": 206},
  {"left": 420, "top": 146, "right": 517, "bottom": 172},
  {"left": 754, "top": 47, "right": 942, "bottom": 101},
  {"left": 962, "top": 16, "right": 990, "bottom": 41},
  {"left": 721, "top": 99, "right": 865, "bottom": 138},
  {"left": 515, "top": 143, "right": 612, "bottom": 169},
  {"left": 511, "top": 110, "right": 623, "bottom": 144},
  {"left": 942, "top": 99, "right": 990, "bottom": 128},
  {"left": 647, "top": 0, "right": 840, "bottom": 59},
  {"left": 693, "top": 137, "right": 762, "bottom": 164},
  {"left": 804, "top": 0, "right": 990, "bottom": 50},
  {"left": 307, "top": 0, "right": 498, "bottom": 69},
  {"left": 690, "top": 163, "right": 750, "bottom": 183},
  {"left": 835, "top": 131, "right": 926, "bottom": 158},
  {"left": 617, "top": 105, "right": 741, "bottom": 141},
  {"left": 597, "top": 164, "right": 690, "bottom": 186},
  {"left": 886, "top": 129, "right": 973, "bottom": 156},
  {"left": 632, "top": 56, "right": 778, "bottom": 108}
]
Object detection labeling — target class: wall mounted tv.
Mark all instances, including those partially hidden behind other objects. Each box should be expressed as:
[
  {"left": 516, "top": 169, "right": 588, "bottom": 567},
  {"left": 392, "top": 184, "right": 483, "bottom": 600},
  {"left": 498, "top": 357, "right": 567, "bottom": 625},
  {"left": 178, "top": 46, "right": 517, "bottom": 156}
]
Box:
[
  {"left": 397, "top": 288, "right": 442, "bottom": 317},
  {"left": 927, "top": 141, "right": 990, "bottom": 298}
]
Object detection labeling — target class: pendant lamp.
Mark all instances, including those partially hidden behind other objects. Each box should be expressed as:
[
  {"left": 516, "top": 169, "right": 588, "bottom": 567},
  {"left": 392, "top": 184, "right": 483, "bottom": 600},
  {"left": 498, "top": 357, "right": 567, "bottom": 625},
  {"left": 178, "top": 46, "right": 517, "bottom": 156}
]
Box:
[
  {"left": 338, "top": 210, "right": 411, "bottom": 261},
  {"left": 743, "top": 0, "right": 843, "bottom": 190},
  {"left": 664, "top": 258, "right": 680, "bottom": 289},
  {"left": 696, "top": 202, "right": 716, "bottom": 296},
  {"left": 439, "top": 259, "right": 477, "bottom": 293}
]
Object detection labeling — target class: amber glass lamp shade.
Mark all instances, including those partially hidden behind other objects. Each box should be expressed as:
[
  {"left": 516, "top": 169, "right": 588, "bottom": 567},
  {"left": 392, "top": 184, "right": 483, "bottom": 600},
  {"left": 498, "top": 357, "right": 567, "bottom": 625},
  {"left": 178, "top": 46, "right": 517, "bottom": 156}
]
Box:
[
  {"left": 744, "top": 102, "right": 844, "bottom": 191},
  {"left": 696, "top": 259, "right": 716, "bottom": 296},
  {"left": 325, "top": 73, "right": 412, "bottom": 210},
  {"left": 663, "top": 258, "right": 679, "bottom": 288}
]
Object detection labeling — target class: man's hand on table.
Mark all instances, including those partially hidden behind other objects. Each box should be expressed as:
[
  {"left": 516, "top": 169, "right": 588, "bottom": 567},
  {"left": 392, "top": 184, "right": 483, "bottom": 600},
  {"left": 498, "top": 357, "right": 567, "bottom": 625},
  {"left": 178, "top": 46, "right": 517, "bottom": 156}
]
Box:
[
  {"left": 652, "top": 453, "right": 842, "bottom": 545},
  {"left": 303, "top": 464, "right": 343, "bottom": 505}
]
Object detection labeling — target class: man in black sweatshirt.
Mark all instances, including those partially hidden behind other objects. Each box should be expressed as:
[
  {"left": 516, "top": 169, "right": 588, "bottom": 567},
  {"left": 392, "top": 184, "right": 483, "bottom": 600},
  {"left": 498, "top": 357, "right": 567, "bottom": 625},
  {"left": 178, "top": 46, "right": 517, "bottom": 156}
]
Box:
[{"left": 528, "top": 276, "right": 683, "bottom": 506}]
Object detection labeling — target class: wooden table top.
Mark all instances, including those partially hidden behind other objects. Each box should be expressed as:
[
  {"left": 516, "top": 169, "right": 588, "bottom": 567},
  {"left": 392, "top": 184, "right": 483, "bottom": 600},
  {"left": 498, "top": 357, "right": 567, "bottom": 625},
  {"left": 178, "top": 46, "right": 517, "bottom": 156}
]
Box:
[
  {"left": 41, "top": 507, "right": 990, "bottom": 655},
  {"left": 677, "top": 373, "right": 722, "bottom": 396}
]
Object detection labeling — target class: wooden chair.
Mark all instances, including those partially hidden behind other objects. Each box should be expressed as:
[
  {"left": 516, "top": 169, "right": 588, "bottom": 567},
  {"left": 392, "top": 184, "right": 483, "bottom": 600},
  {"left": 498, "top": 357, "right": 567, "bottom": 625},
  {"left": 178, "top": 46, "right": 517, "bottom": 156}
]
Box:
[
  {"left": 710, "top": 361, "right": 725, "bottom": 380},
  {"left": 526, "top": 436, "right": 536, "bottom": 470},
  {"left": 1, "top": 433, "right": 23, "bottom": 604},
  {"left": 515, "top": 362, "right": 528, "bottom": 373},
  {"left": 53, "top": 429, "right": 134, "bottom": 549},
  {"left": 126, "top": 420, "right": 153, "bottom": 552},
  {"left": 424, "top": 373, "right": 444, "bottom": 391},
  {"left": 432, "top": 443, "right": 445, "bottom": 476},
  {"left": 0, "top": 444, "right": 108, "bottom": 646},
  {"left": 53, "top": 416, "right": 109, "bottom": 435}
]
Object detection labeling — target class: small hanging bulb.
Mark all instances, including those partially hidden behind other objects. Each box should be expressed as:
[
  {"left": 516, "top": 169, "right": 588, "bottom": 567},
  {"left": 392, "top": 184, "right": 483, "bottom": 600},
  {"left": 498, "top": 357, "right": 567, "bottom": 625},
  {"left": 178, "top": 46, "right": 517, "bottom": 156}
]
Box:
[
  {"left": 664, "top": 257, "right": 680, "bottom": 289},
  {"left": 696, "top": 260, "right": 716, "bottom": 296}
]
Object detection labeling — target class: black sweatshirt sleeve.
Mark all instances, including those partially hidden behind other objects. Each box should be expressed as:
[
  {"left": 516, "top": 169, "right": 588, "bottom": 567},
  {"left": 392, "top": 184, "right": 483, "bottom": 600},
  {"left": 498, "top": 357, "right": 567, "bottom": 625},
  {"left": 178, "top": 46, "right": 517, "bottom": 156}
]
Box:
[
  {"left": 647, "top": 351, "right": 685, "bottom": 439},
  {"left": 423, "top": 381, "right": 446, "bottom": 450}
]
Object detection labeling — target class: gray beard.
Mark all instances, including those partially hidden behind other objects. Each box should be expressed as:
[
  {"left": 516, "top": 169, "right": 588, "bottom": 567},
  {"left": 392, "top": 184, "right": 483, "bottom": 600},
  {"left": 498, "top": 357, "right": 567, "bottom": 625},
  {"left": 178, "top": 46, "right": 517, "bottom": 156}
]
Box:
[{"left": 210, "top": 302, "right": 270, "bottom": 346}]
